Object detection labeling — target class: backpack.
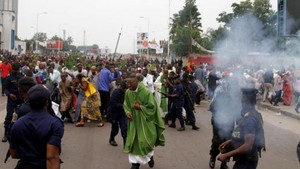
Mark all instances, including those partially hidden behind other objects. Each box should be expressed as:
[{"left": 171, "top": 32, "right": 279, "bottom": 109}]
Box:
[{"left": 249, "top": 111, "right": 266, "bottom": 157}]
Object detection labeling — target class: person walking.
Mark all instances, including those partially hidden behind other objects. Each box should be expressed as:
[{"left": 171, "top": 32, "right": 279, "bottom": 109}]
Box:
[
  {"left": 124, "top": 75, "right": 165, "bottom": 169},
  {"left": 2, "top": 63, "right": 23, "bottom": 142},
  {"left": 0, "top": 58, "right": 12, "bottom": 96},
  {"left": 107, "top": 81, "right": 128, "bottom": 147},
  {"left": 218, "top": 88, "right": 264, "bottom": 169},
  {"left": 272, "top": 71, "right": 282, "bottom": 106}
]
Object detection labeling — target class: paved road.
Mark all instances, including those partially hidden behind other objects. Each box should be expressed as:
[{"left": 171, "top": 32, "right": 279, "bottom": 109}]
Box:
[{"left": 0, "top": 95, "right": 299, "bottom": 169}]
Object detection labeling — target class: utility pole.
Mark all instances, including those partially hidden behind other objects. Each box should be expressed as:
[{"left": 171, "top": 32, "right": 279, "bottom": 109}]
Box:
[
  {"left": 168, "top": 0, "right": 171, "bottom": 62},
  {"left": 83, "top": 30, "right": 86, "bottom": 55},
  {"left": 113, "top": 27, "right": 122, "bottom": 61},
  {"left": 36, "top": 12, "right": 47, "bottom": 54},
  {"left": 189, "top": 0, "right": 193, "bottom": 54}
]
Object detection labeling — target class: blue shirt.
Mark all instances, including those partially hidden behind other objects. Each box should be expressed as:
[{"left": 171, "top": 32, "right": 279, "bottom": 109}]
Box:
[
  {"left": 97, "top": 68, "right": 114, "bottom": 92},
  {"left": 4, "top": 72, "right": 23, "bottom": 97},
  {"left": 10, "top": 110, "right": 64, "bottom": 167},
  {"left": 173, "top": 83, "right": 185, "bottom": 108}
]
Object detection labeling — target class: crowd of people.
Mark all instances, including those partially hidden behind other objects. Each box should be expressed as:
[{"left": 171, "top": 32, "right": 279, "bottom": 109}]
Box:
[{"left": 0, "top": 53, "right": 298, "bottom": 169}]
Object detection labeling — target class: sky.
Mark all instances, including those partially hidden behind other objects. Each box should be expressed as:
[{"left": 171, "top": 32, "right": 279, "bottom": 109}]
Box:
[{"left": 18, "top": 0, "right": 278, "bottom": 54}]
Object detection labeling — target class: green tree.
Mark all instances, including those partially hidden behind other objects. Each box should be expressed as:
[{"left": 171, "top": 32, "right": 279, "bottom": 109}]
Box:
[
  {"left": 49, "top": 35, "right": 74, "bottom": 52},
  {"left": 211, "top": 0, "right": 276, "bottom": 48},
  {"left": 33, "top": 32, "right": 47, "bottom": 42},
  {"left": 205, "top": 27, "right": 227, "bottom": 48},
  {"left": 170, "top": 0, "right": 202, "bottom": 56},
  {"left": 217, "top": 0, "right": 253, "bottom": 27},
  {"left": 253, "top": 0, "right": 277, "bottom": 37},
  {"left": 50, "top": 35, "right": 61, "bottom": 41}
]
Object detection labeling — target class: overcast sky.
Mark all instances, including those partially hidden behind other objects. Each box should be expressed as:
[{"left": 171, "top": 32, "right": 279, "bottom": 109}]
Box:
[{"left": 18, "top": 0, "right": 277, "bottom": 54}]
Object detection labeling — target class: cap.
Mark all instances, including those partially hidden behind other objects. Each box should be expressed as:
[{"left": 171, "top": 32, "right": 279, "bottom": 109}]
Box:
[
  {"left": 27, "top": 85, "right": 50, "bottom": 105},
  {"left": 241, "top": 88, "right": 258, "bottom": 105},
  {"left": 137, "top": 67, "right": 142, "bottom": 71}
]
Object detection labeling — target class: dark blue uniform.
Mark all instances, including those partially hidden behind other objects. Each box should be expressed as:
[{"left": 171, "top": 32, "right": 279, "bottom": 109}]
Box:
[
  {"left": 107, "top": 88, "right": 127, "bottom": 146},
  {"left": 170, "top": 83, "right": 185, "bottom": 128},
  {"left": 231, "top": 112, "right": 259, "bottom": 169},
  {"left": 4, "top": 72, "right": 23, "bottom": 135},
  {"left": 10, "top": 110, "right": 64, "bottom": 169},
  {"left": 182, "top": 81, "right": 196, "bottom": 126},
  {"left": 7, "top": 101, "right": 31, "bottom": 141}
]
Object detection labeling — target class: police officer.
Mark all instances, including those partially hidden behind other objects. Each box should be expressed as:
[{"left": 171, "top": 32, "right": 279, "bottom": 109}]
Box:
[
  {"left": 9, "top": 84, "right": 64, "bottom": 169},
  {"left": 6, "top": 77, "right": 36, "bottom": 141},
  {"left": 166, "top": 74, "right": 186, "bottom": 131},
  {"left": 4, "top": 77, "right": 36, "bottom": 163},
  {"left": 182, "top": 72, "right": 199, "bottom": 130},
  {"left": 107, "top": 81, "right": 128, "bottom": 147},
  {"left": 2, "top": 62, "right": 23, "bottom": 142},
  {"left": 208, "top": 79, "right": 234, "bottom": 169},
  {"left": 218, "top": 88, "right": 261, "bottom": 169}
]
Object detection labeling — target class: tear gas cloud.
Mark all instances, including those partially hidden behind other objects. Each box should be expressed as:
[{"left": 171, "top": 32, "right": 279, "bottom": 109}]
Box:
[
  {"left": 214, "top": 13, "right": 300, "bottom": 69},
  {"left": 210, "top": 13, "right": 300, "bottom": 138}
]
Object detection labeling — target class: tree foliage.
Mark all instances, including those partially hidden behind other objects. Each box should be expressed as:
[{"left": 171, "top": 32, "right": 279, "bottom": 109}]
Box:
[
  {"left": 33, "top": 32, "right": 47, "bottom": 42},
  {"left": 208, "top": 0, "right": 276, "bottom": 49},
  {"left": 49, "top": 35, "right": 74, "bottom": 52},
  {"left": 170, "top": 0, "right": 203, "bottom": 56}
]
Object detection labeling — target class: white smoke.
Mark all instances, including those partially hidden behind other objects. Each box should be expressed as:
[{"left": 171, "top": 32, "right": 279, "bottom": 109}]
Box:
[{"left": 209, "top": 13, "right": 300, "bottom": 138}]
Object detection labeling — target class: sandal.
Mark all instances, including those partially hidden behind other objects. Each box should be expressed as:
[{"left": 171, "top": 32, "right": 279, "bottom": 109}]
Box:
[
  {"left": 97, "top": 123, "right": 104, "bottom": 127},
  {"left": 75, "top": 122, "right": 85, "bottom": 127}
]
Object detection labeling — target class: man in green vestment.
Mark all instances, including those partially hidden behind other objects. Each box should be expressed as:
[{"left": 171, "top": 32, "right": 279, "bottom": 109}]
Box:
[{"left": 124, "top": 75, "right": 165, "bottom": 169}]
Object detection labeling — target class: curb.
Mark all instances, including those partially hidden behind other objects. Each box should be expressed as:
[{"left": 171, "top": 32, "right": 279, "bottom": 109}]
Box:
[{"left": 257, "top": 102, "right": 300, "bottom": 120}]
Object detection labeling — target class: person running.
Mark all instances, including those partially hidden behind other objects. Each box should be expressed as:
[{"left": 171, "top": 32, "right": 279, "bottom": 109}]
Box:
[{"left": 75, "top": 74, "right": 104, "bottom": 127}]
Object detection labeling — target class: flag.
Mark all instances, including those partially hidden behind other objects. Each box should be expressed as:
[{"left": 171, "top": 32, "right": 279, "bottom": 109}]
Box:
[
  {"left": 191, "top": 38, "right": 215, "bottom": 53},
  {"left": 156, "top": 45, "right": 163, "bottom": 54}
]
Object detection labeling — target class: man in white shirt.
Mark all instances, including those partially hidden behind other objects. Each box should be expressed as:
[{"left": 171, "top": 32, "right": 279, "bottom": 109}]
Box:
[
  {"left": 142, "top": 68, "right": 154, "bottom": 93},
  {"left": 47, "top": 64, "right": 61, "bottom": 103}
]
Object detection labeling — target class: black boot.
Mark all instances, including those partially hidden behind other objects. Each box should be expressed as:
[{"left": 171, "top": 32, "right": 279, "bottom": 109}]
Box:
[
  {"left": 109, "top": 140, "right": 118, "bottom": 146},
  {"left": 148, "top": 156, "right": 155, "bottom": 168},
  {"left": 192, "top": 125, "right": 200, "bottom": 130},
  {"left": 220, "top": 161, "right": 228, "bottom": 169},
  {"left": 177, "top": 126, "right": 185, "bottom": 131},
  {"left": 209, "top": 156, "right": 216, "bottom": 169},
  {"left": 2, "top": 129, "right": 7, "bottom": 142},
  {"left": 168, "top": 123, "right": 176, "bottom": 128},
  {"left": 131, "top": 163, "right": 140, "bottom": 169}
]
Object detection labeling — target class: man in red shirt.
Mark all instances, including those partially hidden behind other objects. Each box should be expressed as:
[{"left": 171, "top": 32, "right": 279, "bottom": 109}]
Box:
[{"left": 0, "top": 59, "right": 12, "bottom": 96}]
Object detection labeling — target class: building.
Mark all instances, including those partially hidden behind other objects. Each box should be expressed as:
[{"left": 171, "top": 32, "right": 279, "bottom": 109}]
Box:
[{"left": 0, "top": 0, "right": 24, "bottom": 55}]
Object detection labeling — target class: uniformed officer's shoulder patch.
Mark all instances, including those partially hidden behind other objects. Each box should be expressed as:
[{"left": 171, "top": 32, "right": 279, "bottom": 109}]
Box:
[{"left": 244, "top": 112, "right": 250, "bottom": 117}]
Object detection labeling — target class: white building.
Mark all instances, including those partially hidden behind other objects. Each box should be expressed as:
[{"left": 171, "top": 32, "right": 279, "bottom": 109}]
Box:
[{"left": 0, "top": 0, "right": 24, "bottom": 55}]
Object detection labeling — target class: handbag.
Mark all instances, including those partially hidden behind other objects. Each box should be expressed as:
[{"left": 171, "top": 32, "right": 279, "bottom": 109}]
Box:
[{"left": 84, "top": 81, "right": 97, "bottom": 97}]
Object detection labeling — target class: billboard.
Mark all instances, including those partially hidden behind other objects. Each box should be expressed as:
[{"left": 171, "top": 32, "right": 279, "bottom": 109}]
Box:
[
  {"left": 47, "top": 40, "right": 63, "bottom": 50},
  {"left": 137, "top": 32, "right": 148, "bottom": 49},
  {"left": 278, "top": 0, "right": 300, "bottom": 36}
]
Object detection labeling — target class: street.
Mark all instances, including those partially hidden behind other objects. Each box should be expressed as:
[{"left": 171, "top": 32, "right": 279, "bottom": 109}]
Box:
[{"left": 0, "top": 95, "right": 299, "bottom": 169}]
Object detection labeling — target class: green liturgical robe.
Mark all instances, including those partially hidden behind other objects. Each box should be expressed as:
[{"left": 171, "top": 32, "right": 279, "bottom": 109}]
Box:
[{"left": 124, "top": 83, "right": 165, "bottom": 156}]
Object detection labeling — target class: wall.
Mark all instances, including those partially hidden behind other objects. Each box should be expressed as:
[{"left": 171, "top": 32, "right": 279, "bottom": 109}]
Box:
[{"left": 1, "top": 10, "right": 15, "bottom": 52}]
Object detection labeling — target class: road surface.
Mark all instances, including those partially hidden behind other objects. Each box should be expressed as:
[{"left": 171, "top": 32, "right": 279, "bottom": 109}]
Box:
[{"left": 0, "top": 95, "right": 299, "bottom": 169}]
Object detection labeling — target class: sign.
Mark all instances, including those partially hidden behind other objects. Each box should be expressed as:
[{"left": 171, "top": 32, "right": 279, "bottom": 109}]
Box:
[
  {"left": 137, "top": 32, "right": 148, "bottom": 49},
  {"left": 47, "top": 40, "right": 63, "bottom": 50}
]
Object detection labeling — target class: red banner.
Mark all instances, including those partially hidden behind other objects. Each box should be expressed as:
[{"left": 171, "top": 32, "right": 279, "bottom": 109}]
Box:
[{"left": 47, "top": 40, "right": 63, "bottom": 50}]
